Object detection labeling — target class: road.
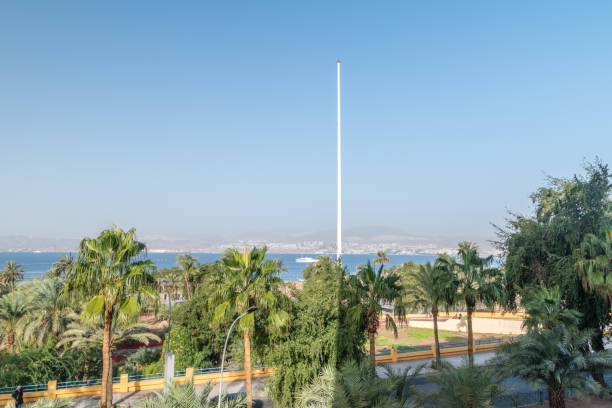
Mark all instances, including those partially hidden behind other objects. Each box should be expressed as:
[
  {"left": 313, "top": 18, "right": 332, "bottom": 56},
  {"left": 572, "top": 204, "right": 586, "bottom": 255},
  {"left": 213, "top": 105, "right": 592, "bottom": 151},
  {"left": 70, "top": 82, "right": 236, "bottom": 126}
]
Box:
[{"left": 69, "top": 350, "right": 611, "bottom": 407}]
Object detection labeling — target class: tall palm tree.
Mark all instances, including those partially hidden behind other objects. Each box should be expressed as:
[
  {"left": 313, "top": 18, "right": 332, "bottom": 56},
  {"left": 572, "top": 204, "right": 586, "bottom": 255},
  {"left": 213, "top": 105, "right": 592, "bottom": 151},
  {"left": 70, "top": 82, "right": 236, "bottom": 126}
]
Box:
[
  {"left": 0, "top": 292, "right": 27, "bottom": 351},
  {"left": 47, "top": 254, "right": 75, "bottom": 279},
  {"left": 348, "top": 261, "right": 405, "bottom": 361},
  {"left": 494, "top": 326, "right": 612, "bottom": 408},
  {"left": 374, "top": 250, "right": 389, "bottom": 267},
  {"left": 19, "top": 277, "right": 73, "bottom": 346},
  {"left": 61, "top": 226, "right": 157, "bottom": 408},
  {"left": 445, "top": 242, "right": 504, "bottom": 366},
  {"left": 1, "top": 261, "right": 25, "bottom": 292},
  {"left": 177, "top": 254, "right": 199, "bottom": 300},
  {"left": 521, "top": 286, "right": 581, "bottom": 332},
  {"left": 403, "top": 261, "right": 454, "bottom": 368},
  {"left": 209, "top": 247, "right": 288, "bottom": 408}
]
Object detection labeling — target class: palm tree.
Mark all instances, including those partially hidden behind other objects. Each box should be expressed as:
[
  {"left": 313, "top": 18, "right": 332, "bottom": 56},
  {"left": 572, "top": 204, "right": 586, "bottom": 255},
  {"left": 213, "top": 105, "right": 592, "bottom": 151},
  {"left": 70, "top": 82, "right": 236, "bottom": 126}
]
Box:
[
  {"left": 57, "top": 313, "right": 160, "bottom": 351},
  {"left": 61, "top": 226, "right": 157, "bottom": 408},
  {"left": 135, "top": 380, "right": 246, "bottom": 408},
  {"left": 297, "top": 361, "right": 421, "bottom": 408},
  {"left": 209, "top": 247, "right": 289, "bottom": 408},
  {"left": 177, "top": 254, "right": 199, "bottom": 300},
  {"left": 494, "top": 326, "right": 612, "bottom": 408},
  {"left": 445, "top": 242, "right": 504, "bottom": 366},
  {"left": 575, "top": 228, "right": 612, "bottom": 297},
  {"left": 19, "top": 277, "right": 73, "bottom": 346},
  {"left": 348, "top": 261, "right": 405, "bottom": 362},
  {"left": 521, "top": 286, "right": 581, "bottom": 332},
  {"left": 403, "top": 261, "right": 454, "bottom": 368},
  {"left": 427, "top": 359, "right": 510, "bottom": 408},
  {"left": 47, "top": 254, "right": 75, "bottom": 279},
  {"left": 0, "top": 261, "right": 25, "bottom": 292},
  {"left": 374, "top": 250, "right": 389, "bottom": 267},
  {"left": 0, "top": 292, "right": 27, "bottom": 351}
]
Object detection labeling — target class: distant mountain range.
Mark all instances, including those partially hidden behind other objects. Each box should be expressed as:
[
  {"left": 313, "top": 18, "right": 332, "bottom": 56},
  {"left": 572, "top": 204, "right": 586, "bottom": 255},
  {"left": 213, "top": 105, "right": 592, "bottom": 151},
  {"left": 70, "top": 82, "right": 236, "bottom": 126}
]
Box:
[{"left": 0, "top": 227, "right": 496, "bottom": 256}]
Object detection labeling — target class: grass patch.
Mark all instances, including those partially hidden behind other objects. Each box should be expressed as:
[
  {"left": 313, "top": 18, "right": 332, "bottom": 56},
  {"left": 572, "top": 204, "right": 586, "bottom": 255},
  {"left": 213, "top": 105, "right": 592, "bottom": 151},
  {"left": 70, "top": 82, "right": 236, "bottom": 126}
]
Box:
[{"left": 375, "top": 337, "right": 389, "bottom": 345}]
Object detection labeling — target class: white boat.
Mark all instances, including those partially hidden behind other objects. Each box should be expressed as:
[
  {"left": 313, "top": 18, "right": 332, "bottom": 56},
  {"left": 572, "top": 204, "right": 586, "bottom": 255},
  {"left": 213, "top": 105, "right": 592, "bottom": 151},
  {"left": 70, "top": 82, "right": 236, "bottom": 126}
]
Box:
[{"left": 296, "top": 257, "right": 317, "bottom": 263}]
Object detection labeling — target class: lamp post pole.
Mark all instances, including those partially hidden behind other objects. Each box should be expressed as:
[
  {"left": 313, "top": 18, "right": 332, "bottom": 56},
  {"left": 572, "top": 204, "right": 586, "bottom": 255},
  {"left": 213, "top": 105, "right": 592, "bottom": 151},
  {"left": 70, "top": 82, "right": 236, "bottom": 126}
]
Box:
[
  {"left": 162, "top": 281, "right": 174, "bottom": 392},
  {"left": 217, "top": 306, "right": 258, "bottom": 408}
]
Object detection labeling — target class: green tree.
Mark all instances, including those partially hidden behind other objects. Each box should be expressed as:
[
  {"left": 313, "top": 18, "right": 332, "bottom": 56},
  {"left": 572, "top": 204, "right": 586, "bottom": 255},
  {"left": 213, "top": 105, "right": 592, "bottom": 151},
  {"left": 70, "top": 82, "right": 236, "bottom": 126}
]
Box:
[
  {"left": 574, "top": 228, "right": 612, "bottom": 297},
  {"left": 494, "top": 326, "right": 612, "bottom": 408},
  {"left": 497, "top": 161, "right": 611, "bottom": 385},
  {"left": 177, "top": 254, "right": 199, "bottom": 300},
  {"left": 427, "top": 360, "right": 510, "bottom": 408},
  {"left": 296, "top": 361, "right": 421, "bottom": 408},
  {"left": 348, "top": 261, "right": 405, "bottom": 362},
  {"left": 0, "top": 292, "right": 27, "bottom": 351},
  {"left": 403, "top": 261, "right": 454, "bottom": 368},
  {"left": 57, "top": 314, "right": 160, "bottom": 351},
  {"left": 374, "top": 250, "right": 389, "bottom": 267},
  {"left": 135, "top": 380, "right": 246, "bottom": 408},
  {"left": 521, "top": 286, "right": 581, "bottom": 332},
  {"left": 209, "top": 247, "right": 289, "bottom": 408},
  {"left": 47, "top": 254, "right": 74, "bottom": 279},
  {"left": 18, "top": 277, "right": 73, "bottom": 347},
  {"left": 445, "top": 242, "right": 504, "bottom": 366},
  {"left": 267, "top": 257, "right": 366, "bottom": 407},
  {"left": 0, "top": 261, "right": 25, "bottom": 292},
  {"left": 62, "top": 226, "right": 157, "bottom": 408}
]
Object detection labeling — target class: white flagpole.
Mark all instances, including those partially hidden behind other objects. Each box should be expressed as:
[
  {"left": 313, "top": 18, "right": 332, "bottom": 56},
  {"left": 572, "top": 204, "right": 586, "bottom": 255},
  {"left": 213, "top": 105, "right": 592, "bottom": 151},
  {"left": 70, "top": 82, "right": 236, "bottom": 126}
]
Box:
[{"left": 337, "top": 59, "right": 342, "bottom": 260}]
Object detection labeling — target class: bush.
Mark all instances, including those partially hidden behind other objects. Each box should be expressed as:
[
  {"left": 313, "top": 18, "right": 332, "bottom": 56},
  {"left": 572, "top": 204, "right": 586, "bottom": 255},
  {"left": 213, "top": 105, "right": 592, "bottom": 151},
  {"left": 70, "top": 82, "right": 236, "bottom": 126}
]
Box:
[
  {"left": 152, "top": 325, "right": 215, "bottom": 372},
  {"left": 124, "top": 347, "right": 162, "bottom": 374},
  {"left": 0, "top": 346, "right": 102, "bottom": 387}
]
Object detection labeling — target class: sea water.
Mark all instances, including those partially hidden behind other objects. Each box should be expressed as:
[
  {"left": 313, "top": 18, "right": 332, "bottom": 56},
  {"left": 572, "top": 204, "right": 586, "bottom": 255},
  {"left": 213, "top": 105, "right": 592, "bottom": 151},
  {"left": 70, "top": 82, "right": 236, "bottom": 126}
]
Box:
[{"left": 0, "top": 252, "right": 438, "bottom": 282}]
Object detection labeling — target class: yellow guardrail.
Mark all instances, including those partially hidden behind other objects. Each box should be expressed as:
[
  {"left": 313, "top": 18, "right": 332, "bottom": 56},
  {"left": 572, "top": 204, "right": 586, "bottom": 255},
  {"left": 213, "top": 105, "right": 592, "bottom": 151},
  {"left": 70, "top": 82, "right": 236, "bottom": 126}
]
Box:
[
  {"left": 0, "top": 341, "right": 506, "bottom": 405},
  {"left": 403, "top": 312, "right": 526, "bottom": 319}
]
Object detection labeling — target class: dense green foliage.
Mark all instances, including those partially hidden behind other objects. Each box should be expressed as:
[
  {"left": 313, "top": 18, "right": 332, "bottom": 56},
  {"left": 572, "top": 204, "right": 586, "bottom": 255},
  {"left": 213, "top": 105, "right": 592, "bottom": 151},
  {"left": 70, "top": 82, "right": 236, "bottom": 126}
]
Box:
[
  {"left": 427, "top": 360, "right": 510, "bottom": 408},
  {"left": 296, "top": 360, "right": 421, "bottom": 408},
  {"left": 403, "top": 261, "right": 455, "bottom": 367},
  {"left": 0, "top": 346, "right": 102, "bottom": 388},
  {"left": 134, "top": 380, "right": 246, "bottom": 408},
  {"left": 266, "top": 257, "right": 366, "bottom": 407},
  {"left": 494, "top": 326, "right": 612, "bottom": 408},
  {"left": 347, "top": 261, "right": 405, "bottom": 360},
  {"left": 497, "top": 161, "right": 612, "bottom": 381}
]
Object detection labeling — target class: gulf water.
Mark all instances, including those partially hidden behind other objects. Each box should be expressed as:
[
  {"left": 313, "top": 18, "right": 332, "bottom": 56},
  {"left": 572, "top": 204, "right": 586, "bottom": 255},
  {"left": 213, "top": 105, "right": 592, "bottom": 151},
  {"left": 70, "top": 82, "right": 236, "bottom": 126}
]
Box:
[{"left": 0, "top": 252, "right": 437, "bottom": 282}]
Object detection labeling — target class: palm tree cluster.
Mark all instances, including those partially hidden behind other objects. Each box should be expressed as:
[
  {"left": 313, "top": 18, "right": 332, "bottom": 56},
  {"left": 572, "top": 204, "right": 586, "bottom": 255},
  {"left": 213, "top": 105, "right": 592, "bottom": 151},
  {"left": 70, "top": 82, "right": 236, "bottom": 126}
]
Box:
[{"left": 400, "top": 242, "right": 505, "bottom": 367}]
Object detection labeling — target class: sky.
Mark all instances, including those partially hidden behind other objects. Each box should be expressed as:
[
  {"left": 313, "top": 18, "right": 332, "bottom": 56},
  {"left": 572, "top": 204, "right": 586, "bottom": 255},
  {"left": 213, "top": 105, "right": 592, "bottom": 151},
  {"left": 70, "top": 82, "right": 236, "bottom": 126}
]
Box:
[{"left": 0, "top": 1, "right": 611, "bottom": 245}]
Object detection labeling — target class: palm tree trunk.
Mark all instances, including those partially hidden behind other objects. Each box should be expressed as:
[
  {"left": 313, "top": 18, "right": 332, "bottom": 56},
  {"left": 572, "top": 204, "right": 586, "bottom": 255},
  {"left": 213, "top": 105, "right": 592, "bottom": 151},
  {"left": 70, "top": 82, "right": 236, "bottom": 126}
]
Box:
[
  {"left": 7, "top": 330, "right": 14, "bottom": 352},
  {"left": 369, "top": 331, "right": 376, "bottom": 362},
  {"left": 432, "top": 308, "right": 441, "bottom": 368},
  {"left": 548, "top": 384, "right": 565, "bottom": 408},
  {"left": 467, "top": 304, "right": 474, "bottom": 367},
  {"left": 184, "top": 275, "right": 192, "bottom": 300},
  {"left": 244, "top": 331, "right": 253, "bottom": 408},
  {"left": 100, "top": 304, "right": 113, "bottom": 408}
]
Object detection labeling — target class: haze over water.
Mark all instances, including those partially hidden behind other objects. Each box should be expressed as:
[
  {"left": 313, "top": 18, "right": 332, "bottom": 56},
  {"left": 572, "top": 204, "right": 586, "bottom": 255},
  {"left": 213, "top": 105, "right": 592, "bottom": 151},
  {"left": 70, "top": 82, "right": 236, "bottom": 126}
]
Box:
[{"left": 0, "top": 252, "right": 438, "bottom": 282}]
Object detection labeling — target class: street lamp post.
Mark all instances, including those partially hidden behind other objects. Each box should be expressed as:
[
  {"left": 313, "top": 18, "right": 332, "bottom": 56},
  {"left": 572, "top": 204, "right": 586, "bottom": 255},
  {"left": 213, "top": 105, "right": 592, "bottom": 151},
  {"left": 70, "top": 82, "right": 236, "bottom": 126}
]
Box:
[
  {"left": 161, "top": 281, "right": 174, "bottom": 392},
  {"left": 217, "top": 306, "right": 258, "bottom": 408}
]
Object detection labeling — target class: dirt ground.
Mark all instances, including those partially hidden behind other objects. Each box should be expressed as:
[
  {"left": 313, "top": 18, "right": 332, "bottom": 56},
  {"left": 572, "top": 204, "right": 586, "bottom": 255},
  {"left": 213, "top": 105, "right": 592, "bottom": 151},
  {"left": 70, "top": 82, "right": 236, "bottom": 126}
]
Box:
[{"left": 374, "top": 325, "right": 506, "bottom": 353}]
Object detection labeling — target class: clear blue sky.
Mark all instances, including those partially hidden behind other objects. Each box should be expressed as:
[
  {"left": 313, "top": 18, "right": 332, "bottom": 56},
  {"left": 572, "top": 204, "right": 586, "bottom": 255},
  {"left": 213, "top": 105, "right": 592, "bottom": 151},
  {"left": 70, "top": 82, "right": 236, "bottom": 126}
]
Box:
[{"left": 1, "top": 1, "right": 610, "bottom": 243}]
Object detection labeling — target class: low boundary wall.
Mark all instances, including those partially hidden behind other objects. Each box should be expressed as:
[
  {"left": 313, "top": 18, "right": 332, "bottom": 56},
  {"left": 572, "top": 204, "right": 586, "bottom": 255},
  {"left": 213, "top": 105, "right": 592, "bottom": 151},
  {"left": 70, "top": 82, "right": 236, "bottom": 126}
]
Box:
[{"left": 0, "top": 340, "right": 509, "bottom": 405}]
